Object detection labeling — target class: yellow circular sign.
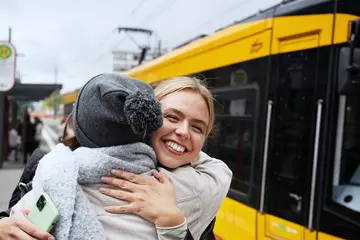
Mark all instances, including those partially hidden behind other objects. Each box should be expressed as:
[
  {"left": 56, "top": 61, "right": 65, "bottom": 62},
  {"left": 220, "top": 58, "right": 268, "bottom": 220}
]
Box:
[{"left": 0, "top": 45, "right": 12, "bottom": 59}]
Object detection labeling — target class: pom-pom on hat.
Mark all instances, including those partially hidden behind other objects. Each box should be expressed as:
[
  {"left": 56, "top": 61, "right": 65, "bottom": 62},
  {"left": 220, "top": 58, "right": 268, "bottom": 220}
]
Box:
[{"left": 72, "top": 73, "right": 163, "bottom": 148}]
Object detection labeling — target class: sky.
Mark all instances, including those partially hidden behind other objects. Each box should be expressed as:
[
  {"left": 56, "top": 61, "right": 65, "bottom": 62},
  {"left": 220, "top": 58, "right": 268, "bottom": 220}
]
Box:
[{"left": 0, "top": 0, "right": 281, "bottom": 93}]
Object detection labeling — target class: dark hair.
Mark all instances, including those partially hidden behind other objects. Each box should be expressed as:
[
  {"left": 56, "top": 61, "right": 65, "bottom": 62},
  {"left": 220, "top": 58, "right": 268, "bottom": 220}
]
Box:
[
  {"left": 34, "top": 116, "right": 42, "bottom": 125},
  {"left": 24, "top": 112, "right": 31, "bottom": 123}
]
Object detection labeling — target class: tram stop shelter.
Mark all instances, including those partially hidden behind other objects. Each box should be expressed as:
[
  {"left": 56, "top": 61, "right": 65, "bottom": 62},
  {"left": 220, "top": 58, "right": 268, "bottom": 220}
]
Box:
[{"left": 0, "top": 82, "right": 62, "bottom": 169}]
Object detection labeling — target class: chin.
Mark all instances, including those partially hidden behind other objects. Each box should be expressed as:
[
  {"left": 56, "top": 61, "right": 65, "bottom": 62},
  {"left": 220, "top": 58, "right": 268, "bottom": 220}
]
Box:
[
  {"left": 158, "top": 157, "right": 180, "bottom": 169},
  {"left": 160, "top": 161, "right": 180, "bottom": 169}
]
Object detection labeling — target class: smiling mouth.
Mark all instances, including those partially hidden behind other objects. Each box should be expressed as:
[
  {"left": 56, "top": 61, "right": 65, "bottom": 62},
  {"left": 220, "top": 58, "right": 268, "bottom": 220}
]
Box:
[{"left": 164, "top": 140, "right": 187, "bottom": 153}]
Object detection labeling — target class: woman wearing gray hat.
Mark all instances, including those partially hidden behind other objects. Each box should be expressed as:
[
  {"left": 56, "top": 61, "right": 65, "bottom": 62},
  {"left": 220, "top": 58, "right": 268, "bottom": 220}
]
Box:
[{"left": 3, "top": 74, "right": 231, "bottom": 240}]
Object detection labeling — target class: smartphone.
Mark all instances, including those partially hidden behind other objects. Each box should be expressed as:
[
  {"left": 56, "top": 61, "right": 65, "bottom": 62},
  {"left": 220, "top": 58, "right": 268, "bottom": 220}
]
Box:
[{"left": 27, "top": 192, "right": 60, "bottom": 232}]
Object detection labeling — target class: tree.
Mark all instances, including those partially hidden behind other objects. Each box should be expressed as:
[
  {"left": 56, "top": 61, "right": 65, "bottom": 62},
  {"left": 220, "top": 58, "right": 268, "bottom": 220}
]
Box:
[{"left": 42, "top": 92, "right": 62, "bottom": 112}]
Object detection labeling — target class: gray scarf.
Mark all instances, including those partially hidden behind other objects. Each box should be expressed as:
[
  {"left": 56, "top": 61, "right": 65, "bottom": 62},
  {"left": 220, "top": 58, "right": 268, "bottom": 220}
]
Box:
[{"left": 32, "top": 143, "right": 157, "bottom": 240}]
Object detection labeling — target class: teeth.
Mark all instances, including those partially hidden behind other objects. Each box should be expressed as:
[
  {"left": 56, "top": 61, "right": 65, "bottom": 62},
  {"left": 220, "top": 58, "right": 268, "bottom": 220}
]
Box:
[{"left": 165, "top": 141, "right": 185, "bottom": 153}]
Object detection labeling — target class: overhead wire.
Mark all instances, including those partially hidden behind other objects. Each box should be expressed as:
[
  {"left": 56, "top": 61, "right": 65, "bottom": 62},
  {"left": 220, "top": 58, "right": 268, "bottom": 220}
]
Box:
[
  {"left": 131, "top": 0, "right": 148, "bottom": 15},
  {"left": 94, "top": 0, "right": 148, "bottom": 47},
  {"left": 111, "top": 0, "right": 176, "bottom": 50},
  {"left": 93, "top": 0, "right": 177, "bottom": 64},
  {"left": 67, "top": 0, "right": 149, "bottom": 76},
  {"left": 161, "top": 0, "right": 249, "bottom": 49},
  {"left": 139, "top": 0, "right": 176, "bottom": 27},
  {"left": 69, "top": 0, "right": 249, "bottom": 83}
]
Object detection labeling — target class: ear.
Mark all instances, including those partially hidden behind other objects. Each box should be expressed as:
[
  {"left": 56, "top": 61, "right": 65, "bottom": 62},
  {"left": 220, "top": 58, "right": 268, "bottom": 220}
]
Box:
[
  {"left": 61, "top": 113, "right": 73, "bottom": 141},
  {"left": 62, "top": 136, "right": 79, "bottom": 150},
  {"left": 61, "top": 113, "right": 79, "bottom": 150}
]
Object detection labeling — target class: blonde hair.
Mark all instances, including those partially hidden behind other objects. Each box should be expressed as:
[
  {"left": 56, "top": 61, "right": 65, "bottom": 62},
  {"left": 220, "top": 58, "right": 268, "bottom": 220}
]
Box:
[{"left": 154, "top": 76, "right": 215, "bottom": 138}]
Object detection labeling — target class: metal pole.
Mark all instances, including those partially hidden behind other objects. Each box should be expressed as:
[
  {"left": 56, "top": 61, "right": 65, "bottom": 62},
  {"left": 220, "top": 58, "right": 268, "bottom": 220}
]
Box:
[
  {"left": 157, "top": 40, "right": 162, "bottom": 57},
  {"left": 0, "top": 93, "right": 5, "bottom": 169},
  {"left": 10, "top": 101, "right": 17, "bottom": 129},
  {"left": 22, "top": 111, "right": 27, "bottom": 164},
  {"left": 53, "top": 67, "right": 58, "bottom": 117},
  {"left": 260, "top": 100, "right": 273, "bottom": 213},
  {"left": 308, "top": 99, "right": 324, "bottom": 230},
  {"left": 8, "top": 27, "right": 12, "bottom": 43},
  {"left": 0, "top": 27, "right": 12, "bottom": 168}
]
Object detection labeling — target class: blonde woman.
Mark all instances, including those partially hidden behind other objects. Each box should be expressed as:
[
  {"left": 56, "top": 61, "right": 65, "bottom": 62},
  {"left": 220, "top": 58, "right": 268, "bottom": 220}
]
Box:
[{"left": 101, "top": 76, "right": 231, "bottom": 239}]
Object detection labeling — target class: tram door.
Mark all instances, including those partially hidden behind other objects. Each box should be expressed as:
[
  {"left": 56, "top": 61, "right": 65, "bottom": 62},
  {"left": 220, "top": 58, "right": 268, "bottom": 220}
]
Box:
[{"left": 258, "top": 35, "right": 326, "bottom": 240}]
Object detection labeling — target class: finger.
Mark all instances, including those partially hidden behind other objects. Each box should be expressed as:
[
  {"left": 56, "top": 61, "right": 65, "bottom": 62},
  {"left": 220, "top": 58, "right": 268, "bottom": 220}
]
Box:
[
  {"left": 11, "top": 229, "right": 37, "bottom": 240},
  {"left": 104, "top": 202, "right": 140, "bottom": 215},
  {"left": 21, "top": 209, "right": 31, "bottom": 216},
  {"left": 153, "top": 170, "right": 171, "bottom": 184},
  {"left": 16, "top": 218, "right": 55, "bottom": 240},
  {"left": 101, "top": 176, "right": 139, "bottom": 192},
  {"left": 110, "top": 169, "right": 154, "bottom": 185},
  {"left": 100, "top": 188, "right": 137, "bottom": 202}
]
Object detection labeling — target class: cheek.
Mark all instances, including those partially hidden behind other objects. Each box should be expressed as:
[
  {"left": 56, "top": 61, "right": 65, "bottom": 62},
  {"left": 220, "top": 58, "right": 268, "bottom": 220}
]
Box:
[
  {"left": 155, "top": 120, "right": 174, "bottom": 138},
  {"left": 150, "top": 131, "right": 161, "bottom": 152},
  {"left": 190, "top": 135, "right": 206, "bottom": 152},
  {"left": 150, "top": 123, "right": 170, "bottom": 149}
]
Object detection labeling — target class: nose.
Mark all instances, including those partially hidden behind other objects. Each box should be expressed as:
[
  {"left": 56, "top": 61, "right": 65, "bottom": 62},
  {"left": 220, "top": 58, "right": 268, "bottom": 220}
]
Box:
[{"left": 175, "top": 122, "right": 190, "bottom": 140}]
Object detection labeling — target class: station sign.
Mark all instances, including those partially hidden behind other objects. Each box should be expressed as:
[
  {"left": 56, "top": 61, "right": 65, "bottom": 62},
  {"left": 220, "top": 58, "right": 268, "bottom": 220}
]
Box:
[{"left": 0, "top": 41, "right": 16, "bottom": 92}]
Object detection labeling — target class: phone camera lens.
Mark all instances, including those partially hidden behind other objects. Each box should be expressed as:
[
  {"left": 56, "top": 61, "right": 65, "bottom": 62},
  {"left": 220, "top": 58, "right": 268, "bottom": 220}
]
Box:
[{"left": 36, "top": 195, "right": 47, "bottom": 211}]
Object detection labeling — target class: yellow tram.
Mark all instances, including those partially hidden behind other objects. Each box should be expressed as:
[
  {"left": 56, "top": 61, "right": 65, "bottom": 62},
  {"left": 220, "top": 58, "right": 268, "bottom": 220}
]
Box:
[{"left": 63, "top": 0, "right": 360, "bottom": 239}]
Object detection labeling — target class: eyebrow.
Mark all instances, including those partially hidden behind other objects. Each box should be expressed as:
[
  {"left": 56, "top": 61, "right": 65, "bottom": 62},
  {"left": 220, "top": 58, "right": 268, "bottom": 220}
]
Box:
[{"left": 165, "top": 108, "right": 209, "bottom": 128}]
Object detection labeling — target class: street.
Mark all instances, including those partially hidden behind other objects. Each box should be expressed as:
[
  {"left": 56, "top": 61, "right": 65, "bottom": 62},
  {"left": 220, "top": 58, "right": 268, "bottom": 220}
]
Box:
[{"left": 0, "top": 169, "right": 23, "bottom": 211}]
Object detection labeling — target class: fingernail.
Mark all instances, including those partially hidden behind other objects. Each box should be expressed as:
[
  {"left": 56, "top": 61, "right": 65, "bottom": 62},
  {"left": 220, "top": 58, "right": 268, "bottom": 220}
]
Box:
[
  {"left": 48, "top": 237, "right": 55, "bottom": 240},
  {"left": 111, "top": 169, "right": 117, "bottom": 174},
  {"left": 101, "top": 177, "right": 107, "bottom": 182},
  {"left": 100, "top": 188, "right": 107, "bottom": 193}
]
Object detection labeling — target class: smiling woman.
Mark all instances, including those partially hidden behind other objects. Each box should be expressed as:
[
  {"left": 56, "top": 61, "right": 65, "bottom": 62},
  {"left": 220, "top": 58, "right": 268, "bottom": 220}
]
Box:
[
  {"left": 151, "top": 89, "right": 209, "bottom": 168},
  {"left": 101, "top": 76, "right": 232, "bottom": 240},
  {"left": 154, "top": 76, "right": 215, "bottom": 137}
]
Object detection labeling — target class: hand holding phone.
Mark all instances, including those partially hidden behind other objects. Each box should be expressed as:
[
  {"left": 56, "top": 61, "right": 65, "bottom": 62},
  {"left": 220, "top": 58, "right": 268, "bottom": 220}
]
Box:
[{"left": 26, "top": 192, "right": 59, "bottom": 233}]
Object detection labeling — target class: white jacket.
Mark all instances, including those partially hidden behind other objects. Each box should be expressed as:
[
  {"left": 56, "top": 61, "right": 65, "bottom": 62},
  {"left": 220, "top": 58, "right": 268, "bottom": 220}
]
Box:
[{"left": 12, "top": 148, "right": 232, "bottom": 240}]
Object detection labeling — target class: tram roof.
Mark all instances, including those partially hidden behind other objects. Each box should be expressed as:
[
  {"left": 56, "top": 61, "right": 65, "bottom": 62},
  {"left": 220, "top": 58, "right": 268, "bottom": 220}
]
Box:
[
  {"left": 124, "top": 0, "right": 335, "bottom": 82},
  {"left": 228, "top": 0, "right": 331, "bottom": 26}
]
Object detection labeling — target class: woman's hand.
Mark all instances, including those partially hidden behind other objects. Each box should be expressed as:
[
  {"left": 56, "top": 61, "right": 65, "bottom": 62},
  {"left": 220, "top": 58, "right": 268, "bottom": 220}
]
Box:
[
  {"left": 0, "top": 213, "right": 55, "bottom": 240},
  {"left": 100, "top": 169, "right": 185, "bottom": 228}
]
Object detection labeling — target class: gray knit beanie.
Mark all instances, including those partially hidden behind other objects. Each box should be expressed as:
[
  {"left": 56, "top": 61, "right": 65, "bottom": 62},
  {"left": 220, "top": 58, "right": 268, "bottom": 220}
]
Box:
[{"left": 72, "top": 73, "right": 163, "bottom": 148}]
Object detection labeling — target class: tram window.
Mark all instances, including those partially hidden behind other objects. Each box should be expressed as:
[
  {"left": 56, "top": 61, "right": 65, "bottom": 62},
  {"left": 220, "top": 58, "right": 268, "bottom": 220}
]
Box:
[
  {"left": 332, "top": 95, "right": 360, "bottom": 214},
  {"left": 206, "top": 86, "right": 257, "bottom": 195}
]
